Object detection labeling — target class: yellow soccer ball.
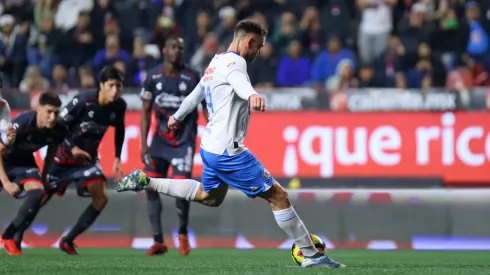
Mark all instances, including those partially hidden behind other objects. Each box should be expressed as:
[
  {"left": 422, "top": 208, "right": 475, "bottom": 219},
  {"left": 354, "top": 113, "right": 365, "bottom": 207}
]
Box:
[{"left": 291, "top": 234, "right": 327, "bottom": 266}]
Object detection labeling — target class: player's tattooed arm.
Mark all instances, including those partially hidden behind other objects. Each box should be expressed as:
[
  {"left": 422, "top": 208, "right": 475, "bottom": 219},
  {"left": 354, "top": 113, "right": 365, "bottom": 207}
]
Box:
[
  {"left": 113, "top": 105, "right": 126, "bottom": 181},
  {"left": 140, "top": 99, "right": 152, "bottom": 163},
  {"left": 59, "top": 96, "right": 91, "bottom": 163}
]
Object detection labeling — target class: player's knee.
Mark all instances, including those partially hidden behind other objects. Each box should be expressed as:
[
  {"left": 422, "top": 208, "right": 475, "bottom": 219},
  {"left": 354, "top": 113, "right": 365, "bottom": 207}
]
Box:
[
  {"left": 88, "top": 180, "right": 108, "bottom": 210},
  {"left": 201, "top": 194, "right": 225, "bottom": 207},
  {"left": 92, "top": 194, "right": 108, "bottom": 210},
  {"left": 26, "top": 188, "right": 45, "bottom": 201},
  {"left": 267, "top": 182, "right": 289, "bottom": 201},
  {"left": 23, "top": 180, "right": 44, "bottom": 191},
  {"left": 202, "top": 199, "right": 222, "bottom": 207}
]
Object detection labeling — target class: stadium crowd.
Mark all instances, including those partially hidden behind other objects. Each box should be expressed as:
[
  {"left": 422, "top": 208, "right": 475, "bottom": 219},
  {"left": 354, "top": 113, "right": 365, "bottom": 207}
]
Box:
[{"left": 0, "top": 0, "right": 488, "bottom": 92}]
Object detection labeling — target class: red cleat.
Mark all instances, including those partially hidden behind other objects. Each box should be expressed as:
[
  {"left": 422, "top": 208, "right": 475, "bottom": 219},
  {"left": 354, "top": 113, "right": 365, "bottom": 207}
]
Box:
[
  {"left": 178, "top": 234, "right": 191, "bottom": 256},
  {"left": 1, "top": 238, "right": 22, "bottom": 255},
  {"left": 59, "top": 239, "right": 79, "bottom": 255},
  {"left": 145, "top": 242, "right": 168, "bottom": 256}
]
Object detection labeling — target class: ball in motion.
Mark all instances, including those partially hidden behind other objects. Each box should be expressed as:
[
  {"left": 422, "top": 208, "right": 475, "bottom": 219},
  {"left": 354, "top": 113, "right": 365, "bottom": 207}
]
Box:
[{"left": 291, "top": 234, "right": 327, "bottom": 266}]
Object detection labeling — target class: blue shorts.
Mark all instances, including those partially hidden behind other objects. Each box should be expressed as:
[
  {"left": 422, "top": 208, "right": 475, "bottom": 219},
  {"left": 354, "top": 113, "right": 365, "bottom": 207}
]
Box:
[{"left": 200, "top": 148, "right": 274, "bottom": 198}]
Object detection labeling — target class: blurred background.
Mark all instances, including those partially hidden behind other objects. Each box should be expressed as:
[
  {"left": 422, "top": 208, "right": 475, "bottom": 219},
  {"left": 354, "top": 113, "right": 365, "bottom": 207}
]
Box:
[{"left": 1, "top": 0, "right": 490, "bottom": 251}]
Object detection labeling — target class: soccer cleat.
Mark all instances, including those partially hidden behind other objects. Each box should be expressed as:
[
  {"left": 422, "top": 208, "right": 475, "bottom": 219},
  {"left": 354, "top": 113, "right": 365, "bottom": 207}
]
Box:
[
  {"left": 14, "top": 239, "right": 22, "bottom": 252},
  {"left": 301, "top": 252, "right": 346, "bottom": 268},
  {"left": 145, "top": 242, "right": 168, "bottom": 256},
  {"left": 116, "top": 169, "right": 149, "bottom": 192},
  {"left": 59, "top": 239, "right": 79, "bottom": 255},
  {"left": 178, "top": 234, "right": 191, "bottom": 256},
  {"left": 1, "top": 238, "right": 22, "bottom": 255}
]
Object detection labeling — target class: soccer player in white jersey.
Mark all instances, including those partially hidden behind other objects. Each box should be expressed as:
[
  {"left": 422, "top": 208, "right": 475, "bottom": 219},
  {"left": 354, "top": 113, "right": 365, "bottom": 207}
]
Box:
[
  {"left": 0, "top": 78, "right": 15, "bottom": 146},
  {"left": 117, "top": 19, "right": 345, "bottom": 269}
]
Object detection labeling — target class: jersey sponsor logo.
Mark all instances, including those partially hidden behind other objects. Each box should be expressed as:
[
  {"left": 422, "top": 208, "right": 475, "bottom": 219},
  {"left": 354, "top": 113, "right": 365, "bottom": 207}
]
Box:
[
  {"left": 227, "top": 62, "right": 236, "bottom": 67},
  {"left": 80, "top": 121, "right": 109, "bottom": 135},
  {"left": 152, "top": 74, "right": 162, "bottom": 80},
  {"left": 180, "top": 74, "right": 191, "bottom": 81},
  {"left": 154, "top": 92, "right": 186, "bottom": 109},
  {"left": 263, "top": 168, "right": 271, "bottom": 180},
  {"left": 156, "top": 82, "right": 163, "bottom": 90},
  {"left": 179, "top": 81, "right": 187, "bottom": 92}
]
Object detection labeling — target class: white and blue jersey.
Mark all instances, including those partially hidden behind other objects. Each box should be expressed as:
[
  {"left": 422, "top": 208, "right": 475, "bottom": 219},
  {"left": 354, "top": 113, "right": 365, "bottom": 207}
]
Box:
[{"left": 173, "top": 52, "right": 274, "bottom": 197}]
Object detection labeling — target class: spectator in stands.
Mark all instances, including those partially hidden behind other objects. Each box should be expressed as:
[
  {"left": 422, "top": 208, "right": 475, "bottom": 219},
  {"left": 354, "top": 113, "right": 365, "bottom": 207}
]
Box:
[
  {"left": 358, "top": 64, "right": 381, "bottom": 88},
  {"left": 55, "top": 0, "right": 93, "bottom": 31},
  {"left": 247, "top": 42, "right": 277, "bottom": 88},
  {"left": 50, "top": 64, "right": 70, "bottom": 92},
  {"left": 19, "top": 65, "right": 49, "bottom": 92},
  {"left": 78, "top": 65, "right": 96, "bottom": 89},
  {"left": 185, "top": 11, "right": 212, "bottom": 61},
  {"left": 113, "top": 59, "right": 126, "bottom": 74},
  {"left": 190, "top": 32, "right": 219, "bottom": 74},
  {"left": 430, "top": 8, "right": 469, "bottom": 71},
  {"left": 397, "top": 3, "right": 434, "bottom": 53},
  {"left": 1, "top": 0, "right": 33, "bottom": 23},
  {"left": 326, "top": 59, "right": 358, "bottom": 91},
  {"left": 34, "top": 0, "right": 59, "bottom": 30},
  {"left": 373, "top": 35, "right": 405, "bottom": 87},
  {"left": 272, "top": 12, "right": 300, "bottom": 56},
  {"left": 299, "top": 7, "right": 325, "bottom": 58},
  {"left": 357, "top": 0, "right": 396, "bottom": 65},
  {"left": 59, "top": 11, "right": 98, "bottom": 69},
  {"left": 150, "top": 15, "right": 182, "bottom": 51},
  {"left": 93, "top": 34, "right": 131, "bottom": 73},
  {"left": 400, "top": 42, "right": 446, "bottom": 87},
  {"left": 310, "top": 36, "right": 356, "bottom": 88},
  {"left": 0, "top": 14, "right": 29, "bottom": 88},
  {"left": 102, "top": 18, "right": 133, "bottom": 52},
  {"left": 464, "top": 1, "right": 490, "bottom": 72},
  {"left": 276, "top": 40, "right": 310, "bottom": 87},
  {"left": 90, "top": 0, "right": 119, "bottom": 34},
  {"left": 318, "top": 0, "right": 352, "bottom": 44},
  {"left": 250, "top": 11, "right": 268, "bottom": 31},
  {"left": 127, "top": 36, "right": 158, "bottom": 87},
  {"left": 214, "top": 6, "right": 237, "bottom": 49},
  {"left": 28, "top": 16, "right": 61, "bottom": 78}
]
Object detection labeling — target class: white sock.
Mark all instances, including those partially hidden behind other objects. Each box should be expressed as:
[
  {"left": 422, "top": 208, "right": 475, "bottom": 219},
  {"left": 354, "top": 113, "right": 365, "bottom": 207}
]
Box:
[
  {"left": 273, "top": 206, "right": 317, "bottom": 257},
  {"left": 147, "top": 178, "right": 201, "bottom": 201}
]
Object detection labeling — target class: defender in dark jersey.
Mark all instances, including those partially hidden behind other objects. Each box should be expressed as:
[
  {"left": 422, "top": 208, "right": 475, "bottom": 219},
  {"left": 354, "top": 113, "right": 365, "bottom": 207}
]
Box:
[
  {"left": 13, "top": 66, "right": 127, "bottom": 255},
  {"left": 0, "top": 92, "right": 66, "bottom": 255},
  {"left": 140, "top": 35, "right": 208, "bottom": 256}
]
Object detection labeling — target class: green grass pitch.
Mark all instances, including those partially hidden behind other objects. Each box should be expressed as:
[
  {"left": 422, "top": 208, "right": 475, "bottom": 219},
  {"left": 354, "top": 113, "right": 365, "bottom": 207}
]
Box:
[{"left": 1, "top": 248, "right": 489, "bottom": 274}]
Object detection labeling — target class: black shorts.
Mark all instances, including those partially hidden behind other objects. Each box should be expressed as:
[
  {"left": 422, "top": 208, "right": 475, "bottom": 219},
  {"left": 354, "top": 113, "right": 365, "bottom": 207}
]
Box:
[
  {"left": 0, "top": 165, "right": 43, "bottom": 198},
  {"left": 47, "top": 162, "right": 106, "bottom": 197},
  {"left": 145, "top": 144, "right": 195, "bottom": 178}
]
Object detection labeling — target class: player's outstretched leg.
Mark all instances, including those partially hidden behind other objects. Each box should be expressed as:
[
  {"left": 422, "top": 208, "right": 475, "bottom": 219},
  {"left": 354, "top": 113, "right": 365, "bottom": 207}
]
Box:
[
  {"left": 117, "top": 169, "right": 226, "bottom": 207},
  {"left": 59, "top": 181, "right": 108, "bottom": 255},
  {"left": 258, "top": 182, "right": 345, "bottom": 269},
  {"left": 13, "top": 192, "right": 54, "bottom": 250},
  {"left": 1, "top": 181, "right": 45, "bottom": 255},
  {"left": 145, "top": 190, "right": 168, "bottom": 256}
]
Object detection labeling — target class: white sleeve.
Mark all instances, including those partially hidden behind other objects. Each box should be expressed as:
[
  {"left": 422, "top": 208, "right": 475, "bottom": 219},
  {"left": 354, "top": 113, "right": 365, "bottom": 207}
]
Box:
[
  {"left": 225, "top": 57, "right": 259, "bottom": 100},
  {"left": 0, "top": 99, "right": 12, "bottom": 145},
  {"left": 173, "top": 82, "right": 205, "bottom": 121}
]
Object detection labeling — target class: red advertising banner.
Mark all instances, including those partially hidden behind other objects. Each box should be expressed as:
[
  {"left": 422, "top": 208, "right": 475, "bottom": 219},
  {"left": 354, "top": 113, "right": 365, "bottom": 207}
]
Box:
[{"left": 12, "top": 111, "right": 490, "bottom": 185}]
